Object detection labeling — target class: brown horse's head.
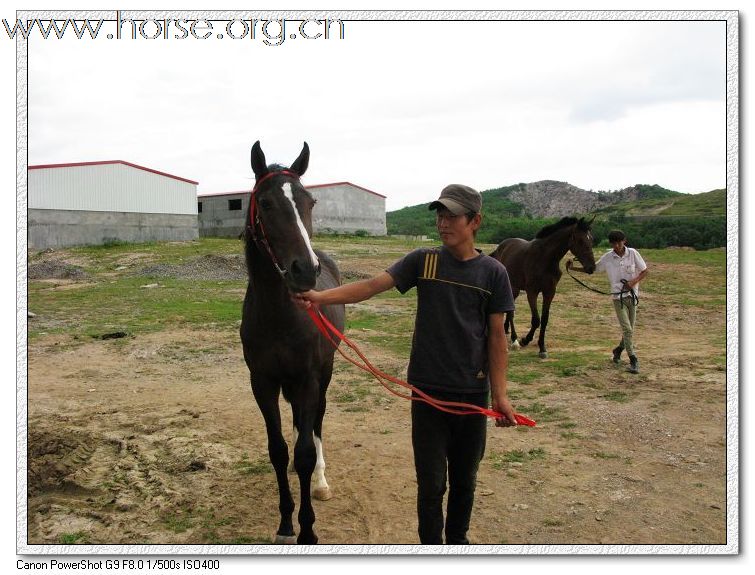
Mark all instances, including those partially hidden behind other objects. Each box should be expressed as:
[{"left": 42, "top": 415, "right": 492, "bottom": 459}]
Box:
[
  {"left": 249, "top": 141, "right": 320, "bottom": 292},
  {"left": 569, "top": 216, "right": 596, "bottom": 274}
]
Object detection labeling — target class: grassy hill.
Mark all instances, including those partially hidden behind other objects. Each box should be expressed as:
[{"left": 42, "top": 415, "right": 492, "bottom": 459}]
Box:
[
  {"left": 593, "top": 188, "right": 726, "bottom": 218},
  {"left": 386, "top": 184, "right": 727, "bottom": 249}
]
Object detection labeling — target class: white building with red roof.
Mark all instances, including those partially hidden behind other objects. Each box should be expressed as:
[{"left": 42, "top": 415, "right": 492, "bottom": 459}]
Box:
[
  {"left": 197, "top": 181, "right": 386, "bottom": 238},
  {"left": 28, "top": 160, "right": 199, "bottom": 249}
]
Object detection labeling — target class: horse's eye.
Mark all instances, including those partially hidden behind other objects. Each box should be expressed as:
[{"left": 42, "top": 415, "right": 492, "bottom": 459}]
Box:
[{"left": 259, "top": 199, "right": 273, "bottom": 210}]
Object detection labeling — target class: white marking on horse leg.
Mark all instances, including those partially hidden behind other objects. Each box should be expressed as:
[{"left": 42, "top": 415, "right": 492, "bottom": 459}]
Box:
[
  {"left": 311, "top": 434, "right": 332, "bottom": 501},
  {"left": 511, "top": 339, "right": 520, "bottom": 350},
  {"left": 282, "top": 183, "right": 319, "bottom": 269},
  {"left": 273, "top": 533, "right": 297, "bottom": 544}
]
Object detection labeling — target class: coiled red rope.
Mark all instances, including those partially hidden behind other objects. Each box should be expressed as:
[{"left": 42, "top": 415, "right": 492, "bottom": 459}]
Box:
[{"left": 306, "top": 305, "right": 536, "bottom": 426}]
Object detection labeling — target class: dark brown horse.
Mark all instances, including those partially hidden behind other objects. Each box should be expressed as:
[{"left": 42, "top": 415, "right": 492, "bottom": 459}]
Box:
[
  {"left": 490, "top": 216, "right": 596, "bottom": 358},
  {"left": 240, "top": 141, "right": 345, "bottom": 544}
]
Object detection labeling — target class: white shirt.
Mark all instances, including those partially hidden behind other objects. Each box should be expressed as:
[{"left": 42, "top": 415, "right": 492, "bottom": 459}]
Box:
[{"left": 595, "top": 247, "right": 647, "bottom": 300}]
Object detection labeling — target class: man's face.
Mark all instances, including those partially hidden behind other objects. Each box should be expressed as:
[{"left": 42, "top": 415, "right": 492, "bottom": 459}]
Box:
[
  {"left": 435, "top": 207, "right": 479, "bottom": 248},
  {"left": 610, "top": 239, "right": 627, "bottom": 255}
]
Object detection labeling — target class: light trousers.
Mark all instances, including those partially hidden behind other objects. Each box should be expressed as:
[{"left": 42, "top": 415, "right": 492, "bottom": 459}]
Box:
[{"left": 613, "top": 299, "right": 638, "bottom": 356}]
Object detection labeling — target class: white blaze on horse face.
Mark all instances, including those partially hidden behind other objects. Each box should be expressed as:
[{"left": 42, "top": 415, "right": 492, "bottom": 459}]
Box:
[{"left": 282, "top": 183, "right": 319, "bottom": 270}]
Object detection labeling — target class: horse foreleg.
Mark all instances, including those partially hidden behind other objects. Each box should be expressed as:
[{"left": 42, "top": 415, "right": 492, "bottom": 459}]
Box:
[
  {"left": 538, "top": 292, "right": 555, "bottom": 359},
  {"left": 251, "top": 380, "right": 296, "bottom": 543},
  {"left": 520, "top": 291, "right": 541, "bottom": 347},
  {"left": 292, "top": 393, "right": 319, "bottom": 544}
]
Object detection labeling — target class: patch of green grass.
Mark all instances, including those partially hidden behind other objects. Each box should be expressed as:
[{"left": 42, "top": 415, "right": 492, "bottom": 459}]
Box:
[
  {"left": 560, "top": 431, "right": 582, "bottom": 440},
  {"left": 234, "top": 454, "right": 273, "bottom": 475},
  {"left": 517, "top": 402, "right": 567, "bottom": 423},
  {"left": 592, "top": 452, "right": 621, "bottom": 460},
  {"left": 29, "top": 276, "right": 246, "bottom": 339},
  {"left": 162, "top": 511, "right": 195, "bottom": 534},
  {"left": 333, "top": 384, "right": 371, "bottom": 404},
  {"left": 543, "top": 519, "right": 564, "bottom": 527},
  {"left": 602, "top": 391, "right": 631, "bottom": 403},
  {"left": 508, "top": 367, "right": 541, "bottom": 386},
  {"left": 490, "top": 447, "right": 546, "bottom": 469},
  {"left": 59, "top": 531, "right": 88, "bottom": 544}
]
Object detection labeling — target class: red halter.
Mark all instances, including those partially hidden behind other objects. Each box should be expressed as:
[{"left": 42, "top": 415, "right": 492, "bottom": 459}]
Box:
[{"left": 248, "top": 170, "right": 300, "bottom": 277}]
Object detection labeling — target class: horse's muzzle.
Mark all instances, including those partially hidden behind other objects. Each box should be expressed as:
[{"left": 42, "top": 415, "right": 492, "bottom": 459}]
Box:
[{"left": 287, "top": 258, "right": 319, "bottom": 292}]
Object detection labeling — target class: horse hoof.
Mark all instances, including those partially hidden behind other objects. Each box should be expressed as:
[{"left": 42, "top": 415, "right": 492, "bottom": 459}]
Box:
[
  {"left": 539, "top": 352, "right": 548, "bottom": 359},
  {"left": 313, "top": 486, "right": 332, "bottom": 501},
  {"left": 510, "top": 340, "right": 520, "bottom": 350},
  {"left": 273, "top": 533, "right": 297, "bottom": 544},
  {"left": 298, "top": 533, "right": 318, "bottom": 545}
]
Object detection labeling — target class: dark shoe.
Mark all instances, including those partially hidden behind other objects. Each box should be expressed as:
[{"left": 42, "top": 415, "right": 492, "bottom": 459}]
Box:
[
  {"left": 628, "top": 355, "right": 639, "bottom": 374},
  {"left": 612, "top": 346, "right": 623, "bottom": 364}
]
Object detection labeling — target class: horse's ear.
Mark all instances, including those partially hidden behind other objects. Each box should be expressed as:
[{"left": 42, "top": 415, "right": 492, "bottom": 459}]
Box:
[
  {"left": 290, "top": 142, "right": 309, "bottom": 177},
  {"left": 251, "top": 141, "right": 269, "bottom": 180},
  {"left": 587, "top": 214, "right": 596, "bottom": 226}
]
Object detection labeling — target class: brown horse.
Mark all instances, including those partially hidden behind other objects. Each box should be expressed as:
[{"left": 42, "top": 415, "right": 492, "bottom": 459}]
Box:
[
  {"left": 490, "top": 216, "right": 596, "bottom": 358},
  {"left": 240, "top": 141, "right": 345, "bottom": 544}
]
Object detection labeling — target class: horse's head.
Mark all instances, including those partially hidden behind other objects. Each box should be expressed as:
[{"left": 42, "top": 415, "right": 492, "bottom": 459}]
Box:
[
  {"left": 249, "top": 140, "right": 320, "bottom": 292},
  {"left": 569, "top": 216, "right": 597, "bottom": 274}
]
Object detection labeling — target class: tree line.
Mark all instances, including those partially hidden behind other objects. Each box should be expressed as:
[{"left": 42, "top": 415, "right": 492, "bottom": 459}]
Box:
[{"left": 387, "top": 212, "right": 726, "bottom": 250}]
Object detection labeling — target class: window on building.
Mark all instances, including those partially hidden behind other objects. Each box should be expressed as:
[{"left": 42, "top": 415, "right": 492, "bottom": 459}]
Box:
[
  {"left": 198, "top": 202, "right": 202, "bottom": 213},
  {"left": 228, "top": 199, "right": 242, "bottom": 211}
]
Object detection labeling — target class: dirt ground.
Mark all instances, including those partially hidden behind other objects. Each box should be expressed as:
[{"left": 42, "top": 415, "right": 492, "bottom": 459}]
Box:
[{"left": 25, "top": 248, "right": 728, "bottom": 548}]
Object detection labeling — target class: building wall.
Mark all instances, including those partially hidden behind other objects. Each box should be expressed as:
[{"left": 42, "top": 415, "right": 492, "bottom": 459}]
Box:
[
  {"left": 198, "top": 183, "right": 386, "bottom": 238},
  {"left": 28, "top": 162, "right": 199, "bottom": 249},
  {"left": 29, "top": 163, "right": 197, "bottom": 214},
  {"left": 310, "top": 184, "right": 386, "bottom": 236},
  {"left": 29, "top": 209, "right": 198, "bottom": 249},
  {"left": 197, "top": 193, "right": 249, "bottom": 238}
]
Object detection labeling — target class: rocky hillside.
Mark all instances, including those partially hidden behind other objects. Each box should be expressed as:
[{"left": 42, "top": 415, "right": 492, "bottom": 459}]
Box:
[{"left": 485, "top": 181, "right": 681, "bottom": 218}]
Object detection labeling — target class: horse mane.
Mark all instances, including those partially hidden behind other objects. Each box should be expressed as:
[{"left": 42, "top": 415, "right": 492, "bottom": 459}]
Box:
[{"left": 535, "top": 216, "right": 590, "bottom": 239}]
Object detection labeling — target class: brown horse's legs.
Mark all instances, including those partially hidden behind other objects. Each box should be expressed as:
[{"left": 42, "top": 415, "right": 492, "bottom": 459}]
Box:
[
  {"left": 251, "top": 379, "right": 296, "bottom": 541},
  {"left": 537, "top": 292, "right": 555, "bottom": 358},
  {"left": 520, "top": 291, "right": 541, "bottom": 347},
  {"left": 505, "top": 310, "right": 519, "bottom": 346}
]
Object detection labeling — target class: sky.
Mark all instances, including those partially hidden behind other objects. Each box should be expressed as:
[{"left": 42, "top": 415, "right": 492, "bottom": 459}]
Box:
[{"left": 25, "top": 13, "right": 727, "bottom": 211}]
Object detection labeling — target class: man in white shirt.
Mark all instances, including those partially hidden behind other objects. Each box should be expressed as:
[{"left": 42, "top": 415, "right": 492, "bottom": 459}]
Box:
[{"left": 568, "top": 230, "right": 648, "bottom": 374}]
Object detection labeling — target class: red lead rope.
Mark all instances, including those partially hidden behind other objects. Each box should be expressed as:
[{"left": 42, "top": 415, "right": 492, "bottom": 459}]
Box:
[{"left": 306, "top": 305, "right": 536, "bottom": 426}]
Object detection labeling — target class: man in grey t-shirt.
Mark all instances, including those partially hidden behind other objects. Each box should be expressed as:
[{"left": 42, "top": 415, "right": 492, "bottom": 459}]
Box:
[{"left": 294, "top": 184, "right": 518, "bottom": 544}]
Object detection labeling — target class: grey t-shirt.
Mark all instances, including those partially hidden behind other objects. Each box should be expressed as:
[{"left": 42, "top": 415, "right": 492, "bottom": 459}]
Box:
[{"left": 387, "top": 246, "right": 515, "bottom": 394}]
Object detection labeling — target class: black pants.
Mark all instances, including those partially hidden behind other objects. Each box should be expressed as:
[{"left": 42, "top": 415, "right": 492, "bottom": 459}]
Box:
[{"left": 411, "top": 390, "right": 488, "bottom": 544}]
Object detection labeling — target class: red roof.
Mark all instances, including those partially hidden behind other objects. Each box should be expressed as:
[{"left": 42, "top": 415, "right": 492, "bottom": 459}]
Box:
[
  {"left": 28, "top": 160, "right": 199, "bottom": 185},
  {"left": 198, "top": 182, "right": 386, "bottom": 200}
]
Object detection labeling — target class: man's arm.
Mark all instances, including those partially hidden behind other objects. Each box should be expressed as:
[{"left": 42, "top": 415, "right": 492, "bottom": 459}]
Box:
[
  {"left": 487, "top": 313, "right": 517, "bottom": 427},
  {"left": 627, "top": 267, "right": 648, "bottom": 290},
  {"left": 292, "top": 271, "right": 396, "bottom": 307}
]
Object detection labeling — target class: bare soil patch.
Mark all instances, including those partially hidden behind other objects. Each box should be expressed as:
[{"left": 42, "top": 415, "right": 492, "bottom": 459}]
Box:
[{"left": 25, "top": 242, "right": 728, "bottom": 547}]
